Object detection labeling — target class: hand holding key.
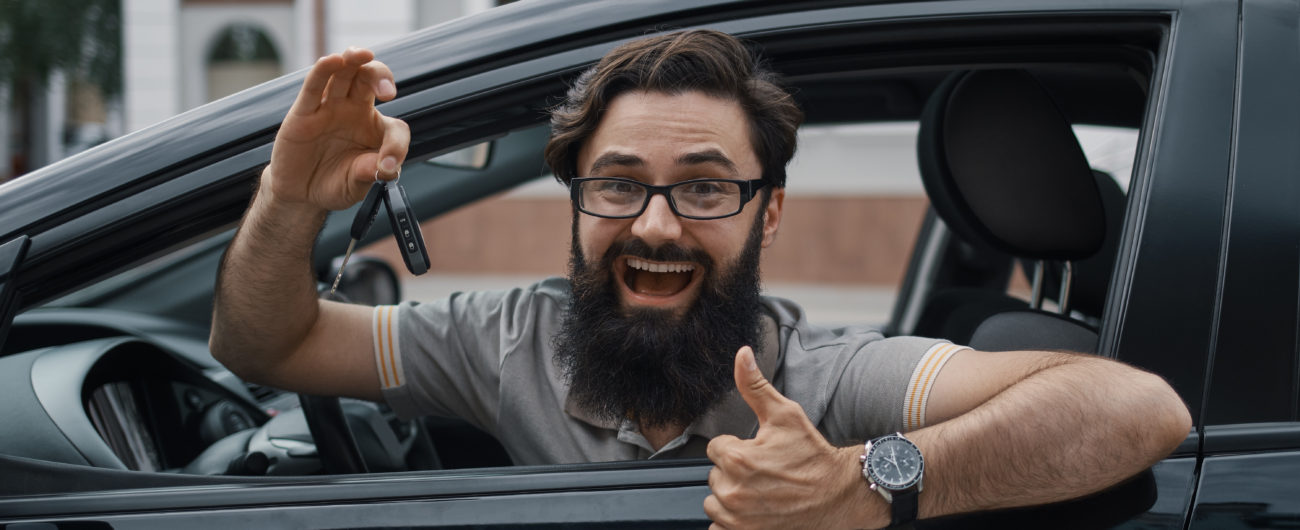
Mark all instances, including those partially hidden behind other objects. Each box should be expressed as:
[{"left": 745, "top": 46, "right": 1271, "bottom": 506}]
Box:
[
  {"left": 265, "top": 47, "right": 410, "bottom": 212},
  {"left": 329, "top": 177, "right": 431, "bottom": 296}
]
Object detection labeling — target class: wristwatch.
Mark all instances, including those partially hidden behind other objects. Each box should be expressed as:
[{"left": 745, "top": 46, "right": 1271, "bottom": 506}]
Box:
[{"left": 860, "top": 432, "right": 924, "bottom": 528}]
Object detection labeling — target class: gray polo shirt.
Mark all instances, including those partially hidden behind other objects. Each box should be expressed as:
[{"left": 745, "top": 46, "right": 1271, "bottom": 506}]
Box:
[{"left": 373, "top": 277, "right": 963, "bottom": 466}]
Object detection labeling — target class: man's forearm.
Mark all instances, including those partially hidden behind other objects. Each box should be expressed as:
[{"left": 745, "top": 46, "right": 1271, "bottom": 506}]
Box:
[
  {"left": 900, "top": 354, "right": 1190, "bottom": 519},
  {"left": 210, "top": 169, "right": 329, "bottom": 381}
]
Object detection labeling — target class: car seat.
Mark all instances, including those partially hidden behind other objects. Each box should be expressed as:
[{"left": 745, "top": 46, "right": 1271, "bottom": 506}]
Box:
[
  {"left": 1028, "top": 168, "right": 1127, "bottom": 325},
  {"left": 913, "top": 69, "right": 1111, "bottom": 352}
]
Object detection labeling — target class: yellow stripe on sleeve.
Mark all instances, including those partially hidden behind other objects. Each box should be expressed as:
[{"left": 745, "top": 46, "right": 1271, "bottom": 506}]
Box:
[
  {"left": 903, "top": 343, "right": 965, "bottom": 431},
  {"left": 384, "top": 306, "right": 401, "bottom": 387},
  {"left": 372, "top": 306, "right": 390, "bottom": 388},
  {"left": 373, "top": 305, "right": 404, "bottom": 389}
]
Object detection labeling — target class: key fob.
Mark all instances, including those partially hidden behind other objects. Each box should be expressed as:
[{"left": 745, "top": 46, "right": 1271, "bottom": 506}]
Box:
[
  {"left": 352, "top": 181, "right": 386, "bottom": 240},
  {"left": 381, "top": 180, "right": 431, "bottom": 275}
]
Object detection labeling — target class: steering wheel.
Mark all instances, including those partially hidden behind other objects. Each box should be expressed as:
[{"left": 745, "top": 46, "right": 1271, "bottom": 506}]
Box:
[
  {"left": 298, "top": 394, "right": 369, "bottom": 473},
  {"left": 298, "top": 393, "right": 442, "bottom": 474}
]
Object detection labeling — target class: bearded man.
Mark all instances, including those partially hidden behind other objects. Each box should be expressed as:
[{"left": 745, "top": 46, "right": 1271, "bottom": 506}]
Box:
[{"left": 212, "top": 30, "right": 1190, "bottom": 529}]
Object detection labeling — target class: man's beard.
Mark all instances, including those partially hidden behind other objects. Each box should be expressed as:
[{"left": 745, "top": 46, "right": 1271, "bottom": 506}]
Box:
[{"left": 554, "top": 208, "right": 767, "bottom": 429}]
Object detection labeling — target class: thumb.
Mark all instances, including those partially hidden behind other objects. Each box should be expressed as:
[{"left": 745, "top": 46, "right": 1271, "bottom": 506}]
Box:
[{"left": 734, "top": 345, "right": 789, "bottom": 424}]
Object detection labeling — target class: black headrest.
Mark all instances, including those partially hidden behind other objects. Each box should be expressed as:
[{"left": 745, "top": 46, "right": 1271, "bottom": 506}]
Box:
[
  {"left": 1036, "top": 169, "right": 1127, "bottom": 317},
  {"left": 918, "top": 70, "right": 1107, "bottom": 261}
]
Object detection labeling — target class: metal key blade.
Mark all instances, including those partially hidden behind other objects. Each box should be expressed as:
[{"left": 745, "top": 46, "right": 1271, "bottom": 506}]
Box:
[
  {"left": 329, "top": 238, "right": 359, "bottom": 296},
  {"left": 329, "top": 181, "right": 387, "bottom": 298}
]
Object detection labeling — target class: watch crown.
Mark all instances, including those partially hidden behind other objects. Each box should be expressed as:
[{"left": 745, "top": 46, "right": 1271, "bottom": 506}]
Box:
[{"left": 869, "top": 483, "right": 878, "bottom": 491}]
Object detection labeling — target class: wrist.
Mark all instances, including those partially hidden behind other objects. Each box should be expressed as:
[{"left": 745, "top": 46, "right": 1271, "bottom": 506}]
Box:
[
  {"left": 837, "top": 445, "right": 891, "bottom": 529},
  {"left": 256, "top": 167, "right": 329, "bottom": 220}
]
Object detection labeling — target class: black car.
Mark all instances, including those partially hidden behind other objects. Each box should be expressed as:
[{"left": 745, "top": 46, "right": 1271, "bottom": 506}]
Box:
[{"left": 0, "top": 0, "right": 1297, "bottom": 528}]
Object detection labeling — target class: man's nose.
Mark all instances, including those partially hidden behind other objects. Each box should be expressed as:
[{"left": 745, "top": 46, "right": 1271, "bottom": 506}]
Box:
[{"left": 631, "top": 194, "right": 682, "bottom": 245}]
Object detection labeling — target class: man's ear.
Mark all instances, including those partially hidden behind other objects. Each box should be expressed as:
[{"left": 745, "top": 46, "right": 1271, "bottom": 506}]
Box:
[{"left": 761, "top": 187, "right": 784, "bottom": 248}]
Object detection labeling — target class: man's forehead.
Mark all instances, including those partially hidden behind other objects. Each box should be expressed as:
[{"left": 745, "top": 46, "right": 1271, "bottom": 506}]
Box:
[{"left": 577, "top": 90, "right": 758, "bottom": 175}]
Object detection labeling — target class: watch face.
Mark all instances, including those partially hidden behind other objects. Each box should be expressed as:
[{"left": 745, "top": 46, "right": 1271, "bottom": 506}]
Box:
[{"left": 867, "top": 436, "right": 923, "bottom": 490}]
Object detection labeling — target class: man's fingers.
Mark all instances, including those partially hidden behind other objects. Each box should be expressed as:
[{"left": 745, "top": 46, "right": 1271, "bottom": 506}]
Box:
[
  {"left": 320, "top": 48, "right": 371, "bottom": 100},
  {"left": 375, "top": 116, "right": 410, "bottom": 180},
  {"left": 703, "top": 495, "right": 734, "bottom": 529},
  {"left": 342, "top": 46, "right": 375, "bottom": 66},
  {"left": 353, "top": 61, "right": 396, "bottom": 103},
  {"left": 706, "top": 434, "right": 740, "bottom": 463},
  {"left": 733, "top": 345, "right": 795, "bottom": 425},
  {"left": 291, "top": 55, "right": 346, "bottom": 115},
  {"left": 325, "top": 64, "right": 361, "bottom": 100}
]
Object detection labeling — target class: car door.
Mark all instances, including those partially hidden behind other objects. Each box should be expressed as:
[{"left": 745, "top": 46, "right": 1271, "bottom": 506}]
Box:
[
  {"left": 1183, "top": 0, "right": 1300, "bottom": 527},
  {"left": 0, "top": 0, "right": 1244, "bottom": 528}
]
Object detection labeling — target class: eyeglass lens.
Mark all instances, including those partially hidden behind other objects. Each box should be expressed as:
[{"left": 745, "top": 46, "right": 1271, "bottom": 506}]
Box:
[{"left": 578, "top": 179, "right": 744, "bottom": 218}]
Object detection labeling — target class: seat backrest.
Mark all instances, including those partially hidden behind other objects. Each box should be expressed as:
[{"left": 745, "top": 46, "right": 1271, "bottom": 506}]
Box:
[
  {"left": 970, "top": 311, "right": 1098, "bottom": 353},
  {"left": 913, "top": 69, "right": 1109, "bottom": 350}
]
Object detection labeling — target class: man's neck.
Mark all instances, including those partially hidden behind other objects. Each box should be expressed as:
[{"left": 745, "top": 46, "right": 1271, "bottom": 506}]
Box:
[{"left": 640, "top": 421, "right": 687, "bottom": 452}]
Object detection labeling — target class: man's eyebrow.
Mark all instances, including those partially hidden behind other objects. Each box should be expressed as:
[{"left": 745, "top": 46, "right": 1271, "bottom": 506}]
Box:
[
  {"left": 677, "top": 149, "right": 739, "bottom": 177},
  {"left": 589, "top": 152, "right": 644, "bottom": 174},
  {"left": 588, "top": 149, "right": 740, "bottom": 177}
]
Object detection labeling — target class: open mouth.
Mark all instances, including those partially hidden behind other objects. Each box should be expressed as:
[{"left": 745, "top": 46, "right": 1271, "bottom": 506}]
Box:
[{"left": 617, "top": 256, "right": 702, "bottom": 305}]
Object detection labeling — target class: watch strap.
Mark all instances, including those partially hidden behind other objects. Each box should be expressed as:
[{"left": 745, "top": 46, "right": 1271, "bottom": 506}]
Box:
[{"left": 889, "top": 488, "right": 918, "bottom": 528}]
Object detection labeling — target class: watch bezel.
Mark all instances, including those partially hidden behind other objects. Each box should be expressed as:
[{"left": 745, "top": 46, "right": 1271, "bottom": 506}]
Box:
[{"left": 864, "top": 433, "right": 925, "bottom": 491}]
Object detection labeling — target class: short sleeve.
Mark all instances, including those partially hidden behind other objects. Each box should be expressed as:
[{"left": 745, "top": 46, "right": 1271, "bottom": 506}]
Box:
[
  {"left": 820, "top": 337, "right": 967, "bottom": 443},
  {"left": 376, "top": 283, "right": 555, "bottom": 434}
]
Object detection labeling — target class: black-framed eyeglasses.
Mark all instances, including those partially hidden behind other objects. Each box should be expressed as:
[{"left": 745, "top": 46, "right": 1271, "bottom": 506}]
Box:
[{"left": 570, "top": 177, "right": 769, "bottom": 220}]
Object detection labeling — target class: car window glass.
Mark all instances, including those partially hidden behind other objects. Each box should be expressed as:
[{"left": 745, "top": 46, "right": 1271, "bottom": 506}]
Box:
[
  {"left": 427, "top": 141, "right": 492, "bottom": 170},
  {"left": 1074, "top": 124, "right": 1139, "bottom": 191}
]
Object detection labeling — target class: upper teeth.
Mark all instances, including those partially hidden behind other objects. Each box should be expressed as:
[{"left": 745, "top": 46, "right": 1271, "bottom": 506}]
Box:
[{"left": 628, "top": 258, "right": 695, "bottom": 273}]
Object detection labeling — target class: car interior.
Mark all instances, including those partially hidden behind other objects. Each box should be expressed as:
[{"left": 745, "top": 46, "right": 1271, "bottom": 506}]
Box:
[{"left": 0, "top": 26, "right": 1156, "bottom": 502}]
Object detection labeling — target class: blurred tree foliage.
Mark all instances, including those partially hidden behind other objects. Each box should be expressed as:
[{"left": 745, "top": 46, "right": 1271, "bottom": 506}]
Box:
[
  {"left": 0, "top": 0, "right": 120, "bottom": 176},
  {"left": 0, "top": 0, "right": 122, "bottom": 97}
]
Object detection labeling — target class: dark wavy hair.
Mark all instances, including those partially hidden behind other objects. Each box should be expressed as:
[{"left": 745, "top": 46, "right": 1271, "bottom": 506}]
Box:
[{"left": 544, "top": 30, "right": 804, "bottom": 188}]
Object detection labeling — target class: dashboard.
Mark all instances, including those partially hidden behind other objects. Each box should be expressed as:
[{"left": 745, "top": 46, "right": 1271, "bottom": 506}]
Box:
[
  {"left": 0, "top": 308, "right": 441, "bottom": 480},
  {"left": 0, "top": 329, "right": 270, "bottom": 472}
]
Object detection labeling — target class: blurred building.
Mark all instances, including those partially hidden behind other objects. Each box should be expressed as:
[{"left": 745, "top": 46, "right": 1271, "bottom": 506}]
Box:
[
  {"left": 2, "top": 0, "right": 496, "bottom": 180},
  {"left": 125, "top": 0, "right": 497, "bottom": 132}
]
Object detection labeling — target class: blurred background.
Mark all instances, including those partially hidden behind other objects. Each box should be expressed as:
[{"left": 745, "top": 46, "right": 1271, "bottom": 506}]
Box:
[
  {"left": 0, "top": 0, "right": 511, "bottom": 181},
  {"left": 5, "top": 0, "right": 1137, "bottom": 326}
]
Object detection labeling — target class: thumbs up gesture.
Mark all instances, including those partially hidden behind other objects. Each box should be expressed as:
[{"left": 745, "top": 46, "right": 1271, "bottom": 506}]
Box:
[{"left": 704, "top": 347, "right": 882, "bottom": 529}]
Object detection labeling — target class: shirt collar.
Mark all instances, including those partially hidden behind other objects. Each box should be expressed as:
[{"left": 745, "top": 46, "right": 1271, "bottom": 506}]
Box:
[{"left": 563, "top": 311, "right": 782, "bottom": 439}]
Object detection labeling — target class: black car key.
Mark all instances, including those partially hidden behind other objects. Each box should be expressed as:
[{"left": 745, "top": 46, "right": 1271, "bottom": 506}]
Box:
[
  {"left": 329, "top": 180, "right": 386, "bottom": 296},
  {"left": 381, "top": 179, "right": 431, "bottom": 275}
]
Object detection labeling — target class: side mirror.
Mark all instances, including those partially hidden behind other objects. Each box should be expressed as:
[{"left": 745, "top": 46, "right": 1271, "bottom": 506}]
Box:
[{"left": 324, "top": 255, "right": 402, "bottom": 306}]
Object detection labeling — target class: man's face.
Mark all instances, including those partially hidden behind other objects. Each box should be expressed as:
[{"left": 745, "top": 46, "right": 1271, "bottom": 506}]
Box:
[
  {"left": 554, "top": 90, "right": 785, "bottom": 428},
  {"left": 574, "top": 90, "right": 785, "bottom": 316}
]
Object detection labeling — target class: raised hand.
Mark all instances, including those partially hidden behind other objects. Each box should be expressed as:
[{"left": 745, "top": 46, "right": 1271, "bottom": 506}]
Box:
[
  {"left": 265, "top": 47, "right": 411, "bottom": 212},
  {"left": 703, "top": 346, "right": 884, "bottom": 529}
]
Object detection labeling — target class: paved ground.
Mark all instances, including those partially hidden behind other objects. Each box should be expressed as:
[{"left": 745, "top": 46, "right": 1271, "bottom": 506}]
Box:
[{"left": 401, "top": 274, "right": 897, "bottom": 329}]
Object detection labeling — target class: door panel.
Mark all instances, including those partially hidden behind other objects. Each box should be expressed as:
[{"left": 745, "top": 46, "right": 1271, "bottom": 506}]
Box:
[
  {"left": 1203, "top": 0, "right": 1300, "bottom": 425},
  {"left": 1106, "top": 0, "right": 1238, "bottom": 424},
  {"left": 1191, "top": 451, "right": 1300, "bottom": 528}
]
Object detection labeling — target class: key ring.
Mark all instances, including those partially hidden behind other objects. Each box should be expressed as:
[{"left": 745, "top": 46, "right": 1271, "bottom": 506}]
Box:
[{"left": 375, "top": 166, "right": 400, "bottom": 183}]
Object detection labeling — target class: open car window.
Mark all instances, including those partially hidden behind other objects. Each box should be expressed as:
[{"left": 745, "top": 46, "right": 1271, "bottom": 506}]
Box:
[{"left": 4, "top": 4, "right": 1229, "bottom": 527}]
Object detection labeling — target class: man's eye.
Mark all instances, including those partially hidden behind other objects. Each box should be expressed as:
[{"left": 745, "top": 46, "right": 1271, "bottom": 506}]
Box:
[
  {"left": 596, "top": 181, "right": 639, "bottom": 194},
  {"left": 681, "top": 182, "right": 726, "bottom": 196}
]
